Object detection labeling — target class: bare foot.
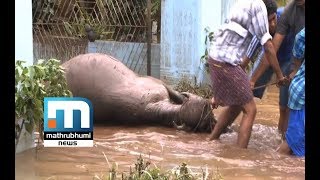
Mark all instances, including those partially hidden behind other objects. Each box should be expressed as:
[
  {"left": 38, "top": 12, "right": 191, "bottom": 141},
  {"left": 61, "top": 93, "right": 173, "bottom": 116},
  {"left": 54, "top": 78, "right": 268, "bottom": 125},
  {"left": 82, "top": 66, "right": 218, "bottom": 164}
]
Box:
[{"left": 277, "top": 140, "right": 292, "bottom": 155}]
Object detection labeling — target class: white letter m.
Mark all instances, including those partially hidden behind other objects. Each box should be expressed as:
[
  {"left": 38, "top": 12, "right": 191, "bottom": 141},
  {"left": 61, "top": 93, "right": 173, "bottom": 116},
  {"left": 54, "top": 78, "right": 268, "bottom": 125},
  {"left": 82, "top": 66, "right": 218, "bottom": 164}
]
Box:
[{"left": 47, "top": 101, "right": 90, "bottom": 128}]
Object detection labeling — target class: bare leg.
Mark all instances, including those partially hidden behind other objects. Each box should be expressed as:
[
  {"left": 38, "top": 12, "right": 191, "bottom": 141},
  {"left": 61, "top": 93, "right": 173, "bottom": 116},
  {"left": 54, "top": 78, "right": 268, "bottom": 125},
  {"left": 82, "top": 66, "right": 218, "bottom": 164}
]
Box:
[
  {"left": 209, "top": 106, "right": 242, "bottom": 140},
  {"left": 226, "top": 107, "right": 242, "bottom": 127},
  {"left": 278, "top": 106, "right": 290, "bottom": 136},
  {"left": 237, "top": 100, "right": 257, "bottom": 148},
  {"left": 277, "top": 140, "right": 293, "bottom": 155}
]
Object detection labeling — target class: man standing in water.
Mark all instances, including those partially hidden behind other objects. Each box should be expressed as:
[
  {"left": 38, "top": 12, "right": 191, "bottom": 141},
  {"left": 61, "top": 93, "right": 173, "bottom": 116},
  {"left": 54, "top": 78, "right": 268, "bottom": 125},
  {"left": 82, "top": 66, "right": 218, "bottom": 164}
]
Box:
[
  {"left": 233, "top": 3, "right": 302, "bottom": 141},
  {"left": 277, "top": 28, "right": 305, "bottom": 156},
  {"left": 208, "top": 0, "right": 288, "bottom": 148},
  {"left": 250, "top": 0, "right": 305, "bottom": 136}
]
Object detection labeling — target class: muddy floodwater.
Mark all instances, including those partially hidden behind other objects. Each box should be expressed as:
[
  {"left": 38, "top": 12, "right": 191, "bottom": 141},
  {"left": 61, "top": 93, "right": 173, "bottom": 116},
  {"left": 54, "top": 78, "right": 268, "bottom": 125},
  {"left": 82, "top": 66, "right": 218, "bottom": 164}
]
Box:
[{"left": 15, "top": 86, "right": 305, "bottom": 180}]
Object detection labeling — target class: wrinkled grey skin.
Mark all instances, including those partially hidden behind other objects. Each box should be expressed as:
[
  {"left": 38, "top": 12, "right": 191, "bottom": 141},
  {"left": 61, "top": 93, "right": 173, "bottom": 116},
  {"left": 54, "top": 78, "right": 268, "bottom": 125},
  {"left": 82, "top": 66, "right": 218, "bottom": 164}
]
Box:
[{"left": 62, "top": 53, "right": 217, "bottom": 133}]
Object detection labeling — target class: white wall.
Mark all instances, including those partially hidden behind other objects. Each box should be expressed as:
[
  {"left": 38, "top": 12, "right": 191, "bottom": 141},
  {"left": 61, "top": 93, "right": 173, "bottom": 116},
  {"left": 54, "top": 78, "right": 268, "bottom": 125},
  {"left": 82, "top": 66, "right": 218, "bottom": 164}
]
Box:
[
  {"left": 197, "top": 0, "right": 223, "bottom": 86},
  {"left": 161, "top": 0, "right": 202, "bottom": 85},
  {"left": 15, "top": 0, "right": 33, "bottom": 66},
  {"left": 160, "top": 0, "right": 237, "bottom": 86},
  {"left": 15, "top": 0, "right": 35, "bottom": 153}
]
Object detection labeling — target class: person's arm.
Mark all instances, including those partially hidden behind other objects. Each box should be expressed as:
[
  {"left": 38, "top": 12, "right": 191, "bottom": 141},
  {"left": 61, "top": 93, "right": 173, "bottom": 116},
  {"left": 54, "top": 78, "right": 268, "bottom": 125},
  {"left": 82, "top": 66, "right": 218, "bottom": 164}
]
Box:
[
  {"left": 251, "top": 32, "right": 285, "bottom": 81},
  {"left": 288, "top": 58, "right": 302, "bottom": 80},
  {"left": 250, "top": 54, "right": 269, "bottom": 86},
  {"left": 248, "top": 0, "right": 288, "bottom": 87},
  {"left": 263, "top": 40, "right": 285, "bottom": 81},
  {"left": 250, "top": 39, "right": 288, "bottom": 88},
  {"left": 289, "top": 28, "right": 305, "bottom": 80},
  {"left": 251, "top": 2, "right": 294, "bottom": 86},
  {"left": 272, "top": 33, "right": 285, "bottom": 53}
]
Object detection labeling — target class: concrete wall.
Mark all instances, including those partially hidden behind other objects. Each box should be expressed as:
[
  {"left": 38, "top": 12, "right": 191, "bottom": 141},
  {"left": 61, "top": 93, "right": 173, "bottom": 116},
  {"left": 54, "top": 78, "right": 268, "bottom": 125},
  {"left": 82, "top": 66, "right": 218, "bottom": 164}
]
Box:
[
  {"left": 15, "top": 119, "right": 36, "bottom": 154},
  {"left": 160, "top": 0, "right": 238, "bottom": 86},
  {"left": 93, "top": 41, "right": 161, "bottom": 79},
  {"left": 15, "top": 0, "right": 33, "bottom": 66},
  {"left": 15, "top": 0, "right": 35, "bottom": 153}
]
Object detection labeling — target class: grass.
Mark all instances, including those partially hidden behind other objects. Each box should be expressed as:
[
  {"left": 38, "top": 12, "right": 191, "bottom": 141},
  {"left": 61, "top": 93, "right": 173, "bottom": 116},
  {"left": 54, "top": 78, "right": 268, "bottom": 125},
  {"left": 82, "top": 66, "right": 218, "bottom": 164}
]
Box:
[
  {"left": 94, "top": 153, "right": 224, "bottom": 180},
  {"left": 174, "top": 77, "right": 213, "bottom": 99}
]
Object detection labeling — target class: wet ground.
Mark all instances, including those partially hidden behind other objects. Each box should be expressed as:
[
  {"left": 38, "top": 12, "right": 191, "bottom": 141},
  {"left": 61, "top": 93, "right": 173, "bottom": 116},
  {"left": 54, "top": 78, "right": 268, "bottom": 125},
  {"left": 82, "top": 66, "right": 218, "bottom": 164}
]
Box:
[{"left": 15, "top": 86, "right": 305, "bottom": 180}]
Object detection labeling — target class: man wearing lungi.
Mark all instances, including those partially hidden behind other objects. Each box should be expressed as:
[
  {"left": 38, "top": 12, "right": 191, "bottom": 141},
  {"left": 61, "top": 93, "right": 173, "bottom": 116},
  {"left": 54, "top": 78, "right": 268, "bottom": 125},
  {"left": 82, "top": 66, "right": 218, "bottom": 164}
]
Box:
[{"left": 207, "top": 0, "right": 288, "bottom": 148}]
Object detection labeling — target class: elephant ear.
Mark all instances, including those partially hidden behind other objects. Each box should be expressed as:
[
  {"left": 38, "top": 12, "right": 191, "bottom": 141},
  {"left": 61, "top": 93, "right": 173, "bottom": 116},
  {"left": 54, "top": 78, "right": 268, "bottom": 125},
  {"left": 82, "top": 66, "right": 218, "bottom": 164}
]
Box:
[{"left": 163, "top": 84, "right": 187, "bottom": 104}]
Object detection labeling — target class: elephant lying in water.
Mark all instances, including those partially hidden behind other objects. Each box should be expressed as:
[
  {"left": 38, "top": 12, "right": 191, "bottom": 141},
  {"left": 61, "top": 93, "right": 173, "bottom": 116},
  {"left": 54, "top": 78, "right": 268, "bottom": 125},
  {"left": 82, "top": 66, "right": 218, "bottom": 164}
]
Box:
[{"left": 62, "top": 53, "right": 217, "bottom": 133}]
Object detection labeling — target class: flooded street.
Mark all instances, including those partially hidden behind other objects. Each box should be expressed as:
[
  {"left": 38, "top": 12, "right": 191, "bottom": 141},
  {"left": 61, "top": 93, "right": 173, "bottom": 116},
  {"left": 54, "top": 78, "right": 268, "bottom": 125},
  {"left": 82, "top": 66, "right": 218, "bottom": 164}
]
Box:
[{"left": 15, "top": 86, "right": 305, "bottom": 180}]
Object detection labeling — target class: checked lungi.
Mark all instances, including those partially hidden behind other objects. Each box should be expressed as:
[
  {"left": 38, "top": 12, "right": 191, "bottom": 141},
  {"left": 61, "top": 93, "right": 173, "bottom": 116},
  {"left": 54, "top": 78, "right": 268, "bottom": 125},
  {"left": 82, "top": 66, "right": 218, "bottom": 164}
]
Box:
[{"left": 208, "top": 58, "right": 253, "bottom": 106}]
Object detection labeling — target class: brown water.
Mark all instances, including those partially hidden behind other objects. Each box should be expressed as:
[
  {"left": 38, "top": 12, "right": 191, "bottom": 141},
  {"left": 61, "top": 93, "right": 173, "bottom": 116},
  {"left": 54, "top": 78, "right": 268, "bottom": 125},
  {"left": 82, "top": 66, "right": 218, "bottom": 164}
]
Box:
[{"left": 15, "top": 86, "right": 305, "bottom": 180}]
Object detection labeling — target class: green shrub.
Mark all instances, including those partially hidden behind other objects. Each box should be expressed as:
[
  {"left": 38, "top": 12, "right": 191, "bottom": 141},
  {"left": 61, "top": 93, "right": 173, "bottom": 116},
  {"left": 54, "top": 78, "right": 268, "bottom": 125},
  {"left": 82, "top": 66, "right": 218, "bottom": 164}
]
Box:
[{"left": 15, "top": 59, "right": 72, "bottom": 150}]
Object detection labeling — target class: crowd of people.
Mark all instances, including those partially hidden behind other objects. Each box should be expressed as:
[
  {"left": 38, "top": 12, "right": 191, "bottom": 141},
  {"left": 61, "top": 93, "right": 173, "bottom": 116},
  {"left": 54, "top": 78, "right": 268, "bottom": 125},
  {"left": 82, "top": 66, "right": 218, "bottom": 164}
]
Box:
[{"left": 207, "top": 0, "right": 305, "bottom": 157}]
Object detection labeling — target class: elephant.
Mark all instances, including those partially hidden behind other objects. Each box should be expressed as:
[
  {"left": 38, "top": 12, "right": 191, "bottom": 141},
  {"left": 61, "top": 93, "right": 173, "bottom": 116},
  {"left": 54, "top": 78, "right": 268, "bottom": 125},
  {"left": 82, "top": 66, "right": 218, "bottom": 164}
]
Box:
[{"left": 62, "top": 53, "right": 217, "bottom": 133}]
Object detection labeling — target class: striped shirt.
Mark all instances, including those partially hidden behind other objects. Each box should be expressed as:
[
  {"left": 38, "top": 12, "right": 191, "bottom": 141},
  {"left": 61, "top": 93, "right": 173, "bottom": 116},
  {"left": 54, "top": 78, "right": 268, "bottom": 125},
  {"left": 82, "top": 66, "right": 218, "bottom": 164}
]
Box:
[
  {"left": 209, "top": 0, "right": 272, "bottom": 66},
  {"left": 288, "top": 28, "right": 305, "bottom": 110},
  {"left": 246, "top": 36, "right": 264, "bottom": 63}
]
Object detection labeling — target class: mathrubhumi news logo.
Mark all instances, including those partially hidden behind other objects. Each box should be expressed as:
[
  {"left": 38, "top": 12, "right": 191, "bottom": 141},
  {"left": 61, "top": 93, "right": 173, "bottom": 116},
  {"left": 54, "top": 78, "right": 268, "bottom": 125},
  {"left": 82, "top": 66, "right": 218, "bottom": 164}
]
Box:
[{"left": 43, "top": 97, "right": 93, "bottom": 147}]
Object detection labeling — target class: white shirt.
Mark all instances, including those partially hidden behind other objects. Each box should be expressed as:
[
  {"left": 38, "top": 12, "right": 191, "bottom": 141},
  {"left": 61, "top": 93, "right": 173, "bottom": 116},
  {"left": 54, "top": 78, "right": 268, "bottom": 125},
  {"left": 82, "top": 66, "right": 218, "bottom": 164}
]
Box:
[{"left": 209, "top": 0, "right": 272, "bottom": 66}]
